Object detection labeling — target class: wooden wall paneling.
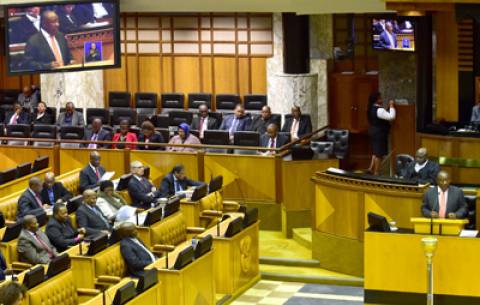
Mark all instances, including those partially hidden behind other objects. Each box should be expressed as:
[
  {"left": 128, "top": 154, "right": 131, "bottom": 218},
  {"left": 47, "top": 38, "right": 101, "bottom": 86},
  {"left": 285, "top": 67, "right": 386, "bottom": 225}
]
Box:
[
  {"left": 202, "top": 57, "right": 213, "bottom": 94},
  {"left": 250, "top": 57, "right": 267, "bottom": 94},
  {"left": 214, "top": 57, "right": 237, "bottom": 94},
  {"left": 0, "top": 147, "right": 55, "bottom": 173},
  {"left": 162, "top": 57, "right": 173, "bottom": 93},
  {"left": 104, "top": 56, "right": 127, "bottom": 98},
  {"left": 127, "top": 55, "right": 139, "bottom": 95},
  {"left": 390, "top": 104, "right": 416, "bottom": 173},
  {"left": 174, "top": 56, "right": 201, "bottom": 102},
  {"left": 139, "top": 56, "right": 161, "bottom": 94},
  {"left": 238, "top": 57, "right": 250, "bottom": 99},
  {"left": 59, "top": 149, "right": 125, "bottom": 180},
  {"left": 436, "top": 11, "right": 458, "bottom": 121}
]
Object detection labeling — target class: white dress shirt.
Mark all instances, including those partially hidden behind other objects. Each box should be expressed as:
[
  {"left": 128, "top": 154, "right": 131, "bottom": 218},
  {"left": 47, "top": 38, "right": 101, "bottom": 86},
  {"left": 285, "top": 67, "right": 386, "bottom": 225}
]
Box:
[
  {"left": 9, "top": 113, "right": 19, "bottom": 124},
  {"left": 376, "top": 106, "right": 396, "bottom": 121},
  {"left": 199, "top": 116, "right": 209, "bottom": 137},
  {"left": 414, "top": 160, "right": 428, "bottom": 173},
  {"left": 26, "top": 14, "right": 40, "bottom": 31},
  {"left": 41, "top": 28, "right": 64, "bottom": 63},
  {"left": 130, "top": 238, "right": 155, "bottom": 264}
]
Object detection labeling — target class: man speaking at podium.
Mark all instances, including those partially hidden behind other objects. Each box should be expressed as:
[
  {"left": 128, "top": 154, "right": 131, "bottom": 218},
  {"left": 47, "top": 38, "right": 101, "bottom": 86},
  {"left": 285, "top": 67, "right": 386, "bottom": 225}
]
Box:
[
  {"left": 421, "top": 171, "right": 468, "bottom": 219},
  {"left": 23, "top": 11, "right": 76, "bottom": 70}
]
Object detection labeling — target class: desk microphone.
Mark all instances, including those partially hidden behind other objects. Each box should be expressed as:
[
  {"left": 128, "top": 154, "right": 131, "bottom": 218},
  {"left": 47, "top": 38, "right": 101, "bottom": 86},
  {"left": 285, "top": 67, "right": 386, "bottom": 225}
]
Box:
[
  {"left": 30, "top": 147, "right": 41, "bottom": 158},
  {"left": 65, "top": 36, "right": 85, "bottom": 68},
  {"left": 204, "top": 163, "right": 214, "bottom": 181},
  {"left": 214, "top": 191, "right": 221, "bottom": 237},
  {"left": 235, "top": 178, "right": 246, "bottom": 207},
  {"left": 150, "top": 228, "right": 171, "bottom": 269}
]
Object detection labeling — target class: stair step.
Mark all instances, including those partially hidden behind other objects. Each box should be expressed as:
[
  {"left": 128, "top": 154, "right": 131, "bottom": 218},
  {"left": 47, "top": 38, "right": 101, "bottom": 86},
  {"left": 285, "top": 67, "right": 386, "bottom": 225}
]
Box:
[
  {"left": 260, "top": 272, "right": 364, "bottom": 287},
  {"left": 260, "top": 257, "right": 320, "bottom": 268},
  {"left": 292, "top": 228, "right": 312, "bottom": 250}
]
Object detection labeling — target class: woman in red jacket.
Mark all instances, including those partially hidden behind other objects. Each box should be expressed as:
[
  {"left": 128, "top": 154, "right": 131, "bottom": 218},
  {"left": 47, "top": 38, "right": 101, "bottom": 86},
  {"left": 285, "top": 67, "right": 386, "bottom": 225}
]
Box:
[{"left": 112, "top": 119, "right": 137, "bottom": 149}]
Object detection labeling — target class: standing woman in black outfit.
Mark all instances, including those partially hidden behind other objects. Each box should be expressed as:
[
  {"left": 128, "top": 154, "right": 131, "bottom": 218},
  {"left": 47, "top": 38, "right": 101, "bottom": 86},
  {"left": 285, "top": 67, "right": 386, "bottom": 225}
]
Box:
[{"left": 367, "top": 92, "right": 396, "bottom": 175}]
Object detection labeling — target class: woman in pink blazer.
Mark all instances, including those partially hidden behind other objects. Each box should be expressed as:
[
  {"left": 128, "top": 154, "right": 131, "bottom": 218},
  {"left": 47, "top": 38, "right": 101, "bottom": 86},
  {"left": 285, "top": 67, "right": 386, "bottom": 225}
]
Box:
[
  {"left": 167, "top": 123, "right": 202, "bottom": 152},
  {"left": 112, "top": 120, "right": 137, "bottom": 149}
]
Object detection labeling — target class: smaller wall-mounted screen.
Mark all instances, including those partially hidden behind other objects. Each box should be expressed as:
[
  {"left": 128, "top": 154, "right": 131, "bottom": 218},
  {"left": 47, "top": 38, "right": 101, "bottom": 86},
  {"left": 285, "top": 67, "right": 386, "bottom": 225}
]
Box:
[
  {"left": 372, "top": 18, "right": 415, "bottom": 52},
  {"left": 5, "top": 0, "right": 120, "bottom": 76}
]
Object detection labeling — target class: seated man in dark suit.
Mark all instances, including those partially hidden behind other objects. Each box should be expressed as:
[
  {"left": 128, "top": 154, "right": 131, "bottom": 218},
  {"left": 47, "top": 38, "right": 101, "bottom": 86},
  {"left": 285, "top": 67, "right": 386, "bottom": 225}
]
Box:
[
  {"left": 23, "top": 11, "right": 76, "bottom": 70},
  {"left": 80, "top": 151, "right": 107, "bottom": 192},
  {"left": 190, "top": 104, "right": 219, "bottom": 140},
  {"left": 56, "top": 102, "right": 85, "bottom": 129},
  {"left": 281, "top": 106, "right": 312, "bottom": 142},
  {"left": 471, "top": 105, "right": 480, "bottom": 124},
  {"left": 10, "top": 6, "right": 41, "bottom": 44},
  {"left": 219, "top": 104, "right": 251, "bottom": 143},
  {"left": 18, "top": 215, "right": 59, "bottom": 265},
  {"left": 421, "top": 170, "right": 468, "bottom": 219},
  {"left": 401, "top": 148, "right": 441, "bottom": 185},
  {"left": 16, "top": 177, "right": 51, "bottom": 223},
  {"left": 249, "top": 106, "right": 279, "bottom": 134},
  {"left": 159, "top": 164, "right": 204, "bottom": 198},
  {"left": 56, "top": 5, "right": 77, "bottom": 34},
  {"left": 258, "top": 124, "right": 289, "bottom": 155},
  {"left": 31, "top": 101, "right": 54, "bottom": 125},
  {"left": 41, "top": 172, "right": 73, "bottom": 205},
  {"left": 128, "top": 161, "right": 162, "bottom": 208},
  {"left": 18, "top": 85, "right": 41, "bottom": 108},
  {"left": 81, "top": 118, "right": 112, "bottom": 149},
  {"left": 76, "top": 189, "right": 112, "bottom": 234},
  {"left": 46, "top": 203, "right": 86, "bottom": 253},
  {"left": 120, "top": 222, "right": 157, "bottom": 277},
  {"left": 4, "top": 101, "right": 30, "bottom": 126}
]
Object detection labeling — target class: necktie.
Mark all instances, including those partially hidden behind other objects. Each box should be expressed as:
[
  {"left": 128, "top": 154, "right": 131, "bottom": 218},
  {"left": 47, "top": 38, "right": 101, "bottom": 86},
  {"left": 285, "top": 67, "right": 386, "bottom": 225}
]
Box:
[
  {"left": 270, "top": 138, "right": 275, "bottom": 153},
  {"left": 92, "top": 206, "right": 109, "bottom": 228},
  {"left": 89, "top": 133, "right": 98, "bottom": 149},
  {"left": 439, "top": 191, "right": 446, "bottom": 219},
  {"left": 230, "top": 119, "right": 238, "bottom": 136},
  {"left": 140, "top": 179, "right": 148, "bottom": 191},
  {"left": 33, "top": 233, "right": 55, "bottom": 259},
  {"left": 291, "top": 120, "right": 298, "bottom": 140},
  {"left": 199, "top": 118, "right": 205, "bottom": 135},
  {"left": 95, "top": 168, "right": 101, "bottom": 179},
  {"left": 63, "top": 223, "right": 72, "bottom": 233},
  {"left": 388, "top": 33, "right": 395, "bottom": 48},
  {"left": 12, "top": 114, "right": 18, "bottom": 124},
  {"left": 50, "top": 35, "right": 63, "bottom": 66},
  {"left": 35, "top": 194, "right": 42, "bottom": 207}
]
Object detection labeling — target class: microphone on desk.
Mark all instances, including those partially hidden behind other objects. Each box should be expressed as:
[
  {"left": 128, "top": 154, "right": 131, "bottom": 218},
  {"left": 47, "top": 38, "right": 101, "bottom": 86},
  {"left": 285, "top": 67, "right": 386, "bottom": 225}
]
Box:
[
  {"left": 204, "top": 163, "right": 214, "bottom": 181},
  {"left": 150, "top": 228, "right": 171, "bottom": 269},
  {"left": 65, "top": 36, "right": 85, "bottom": 68},
  {"left": 30, "top": 146, "right": 41, "bottom": 158},
  {"left": 235, "top": 178, "right": 247, "bottom": 214},
  {"left": 214, "top": 190, "right": 221, "bottom": 237}
]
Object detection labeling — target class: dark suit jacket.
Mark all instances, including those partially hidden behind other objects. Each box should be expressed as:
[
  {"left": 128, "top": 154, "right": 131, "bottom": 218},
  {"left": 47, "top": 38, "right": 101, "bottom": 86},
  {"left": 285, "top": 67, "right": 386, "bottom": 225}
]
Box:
[
  {"left": 16, "top": 189, "right": 44, "bottom": 222},
  {"left": 128, "top": 176, "right": 161, "bottom": 208},
  {"left": 219, "top": 114, "right": 251, "bottom": 134},
  {"left": 81, "top": 128, "right": 112, "bottom": 149},
  {"left": 46, "top": 217, "right": 79, "bottom": 253},
  {"left": 24, "top": 31, "right": 75, "bottom": 70},
  {"left": 41, "top": 182, "right": 73, "bottom": 205},
  {"left": 137, "top": 132, "right": 165, "bottom": 150},
  {"left": 10, "top": 15, "right": 39, "bottom": 44},
  {"left": 159, "top": 172, "right": 204, "bottom": 198},
  {"left": 379, "top": 31, "right": 398, "bottom": 49},
  {"left": 76, "top": 204, "right": 111, "bottom": 234},
  {"left": 259, "top": 133, "right": 289, "bottom": 152},
  {"left": 120, "top": 237, "right": 155, "bottom": 277},
  {"left": 18, "top": 89, "right": 41, "bottom": 108},
  {"left": 249, "top": 117, "right": 280, "bottom": 134},
  {"left": 281, "top": 117, "right": 313, "bottom": 139},
  {"left": 18, "top": 228, "right": 59, "bottom": 264},
  {"left": 471, "top": 105, "right": 480, "bottom": 124},
  {"left": 56, "top": 111, "right": 85, "bottom": 127},
  {"left": 79, "top": 164, "right": 106, "bottom": 193},
  {"left": 56, "top": 9, "right": 78, "bottom": 34},
  {"left": 0, "top": 249, "right": 6, "bottom": 280},
  {"left": 31, "top": 112, "right": 54, "bottom": 125},
  {"left": 401, "top": 161, "right": 441, "bottom": 186},
  {"left": 421, "top": 185, "right": 468, "bottom": 219},
  {"left": 4, "top": 111, "right": 30, "bottom": 125},
  {"left": 190, "top": 116, "right": 219, "bottom": 132}
]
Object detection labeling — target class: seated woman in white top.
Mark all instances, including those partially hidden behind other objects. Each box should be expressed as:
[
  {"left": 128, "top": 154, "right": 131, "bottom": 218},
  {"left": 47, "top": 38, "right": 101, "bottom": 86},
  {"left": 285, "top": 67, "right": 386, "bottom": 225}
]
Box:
[{"left": 96, "top": 180, "right": 127, "bottom": 220}]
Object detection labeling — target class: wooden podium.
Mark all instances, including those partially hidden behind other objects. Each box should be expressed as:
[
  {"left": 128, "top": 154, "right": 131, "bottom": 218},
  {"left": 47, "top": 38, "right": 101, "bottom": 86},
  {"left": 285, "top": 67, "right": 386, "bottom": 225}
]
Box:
[{"left": 411, "top": 217, "right": 469, "bottom": 235}]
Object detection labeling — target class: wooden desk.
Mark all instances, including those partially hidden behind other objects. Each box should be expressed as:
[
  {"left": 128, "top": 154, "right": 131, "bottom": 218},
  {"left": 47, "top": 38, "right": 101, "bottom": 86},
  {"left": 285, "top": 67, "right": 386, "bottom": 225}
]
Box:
[
  {"left": 0, "top": 167, "right": 51, "bottom": 199},
  {"left": 365, "top": 231, "right": 480, "bottom": 304},
  {"left": 81, "top": 279, "right": 162, "bottom": 305},
  {"left": 311, "top": 171, "right": 430, "bottom": 277},
  {"left": 198, "top": 219, "right": 260, "bottom": 295},
  {"left": 145, "top": 245, "right": 215, "bottom": 305}
]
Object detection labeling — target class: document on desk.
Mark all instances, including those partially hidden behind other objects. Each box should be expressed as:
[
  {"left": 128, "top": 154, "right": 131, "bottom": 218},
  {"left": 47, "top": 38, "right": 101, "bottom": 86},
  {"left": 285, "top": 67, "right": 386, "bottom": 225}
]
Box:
[
  {"left": 115, "top": 206, "right": 137, "bottom": 222},
  {"left": 101, "top": 171, "right": 115, "bottom": 181},
  {"left": 460, "top": 230, "right": 478, "bottom": 237}
]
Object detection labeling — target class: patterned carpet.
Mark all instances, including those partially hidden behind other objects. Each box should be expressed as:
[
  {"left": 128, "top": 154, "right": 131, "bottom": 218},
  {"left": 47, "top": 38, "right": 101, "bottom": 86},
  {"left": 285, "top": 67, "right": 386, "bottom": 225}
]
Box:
[{"left": 231, "top": 280, "right": 364, "bottom": 305}]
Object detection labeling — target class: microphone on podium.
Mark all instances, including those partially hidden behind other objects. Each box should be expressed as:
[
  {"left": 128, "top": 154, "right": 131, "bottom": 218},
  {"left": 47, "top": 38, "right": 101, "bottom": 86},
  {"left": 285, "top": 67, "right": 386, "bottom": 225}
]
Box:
[{"left": 65, "top": 36, "right": 85, "bottom": 68}]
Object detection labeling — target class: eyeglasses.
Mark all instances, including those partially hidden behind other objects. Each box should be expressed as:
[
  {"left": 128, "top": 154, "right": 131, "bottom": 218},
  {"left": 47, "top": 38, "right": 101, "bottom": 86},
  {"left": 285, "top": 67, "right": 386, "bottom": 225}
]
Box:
[{"left": 133, "top": 166, "right": 144, "bottom": 169}]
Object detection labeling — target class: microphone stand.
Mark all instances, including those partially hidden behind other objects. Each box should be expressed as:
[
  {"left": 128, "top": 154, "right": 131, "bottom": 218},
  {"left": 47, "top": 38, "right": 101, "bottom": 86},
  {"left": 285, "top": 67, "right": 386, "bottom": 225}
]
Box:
[
  {"left": 150, "top": 229, "right": 170, "bottom": 269},
  {"left": 65, "top": 36, "right": 84, "bottom": 68},
  {"left": 214, "top": 191, "right": 221, "bottom": 237},
  {"left": 30, "top": 147, "right": 41, "bottom": 158},
  {"left": 235, "top": 178, "right": 246, "bottom": 206}
]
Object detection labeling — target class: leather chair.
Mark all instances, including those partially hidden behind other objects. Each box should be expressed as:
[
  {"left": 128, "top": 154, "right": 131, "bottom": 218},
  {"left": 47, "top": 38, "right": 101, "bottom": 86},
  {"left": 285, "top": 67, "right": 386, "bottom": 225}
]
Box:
[
  {"left": 153, "top": 114, "right": 169, "bottom": 128},
  {"left": 0, "top": 192, "right": 21, "bottom": 225},
  {"left": 32, "top": 156, "right": 49, "bottom": 173},
  {"left": 188, "top": 93, "right": 211, "bottom": 112},
  {"left": 135, "top": 92, "right": 158, "bottom": 115},
  {"left": 15, "top": 162, "right": 32, "bottom": 179},
  {"left": 1, "top": 89, "right": 21, "bottom": 105},
  {"left": 111, "top": 109, "right": 137, "bottom": 129},
  {"left": 168, "top": 110, "right": 193, "bottom": 126},
  {"left": 58, "top": 170, "right": 82, "bottom": 197},
  {"left": 108, "top": 91, "right": 131, "bottom": 112},
  {"left": 394, "top": 154, "right": 414, "bottom": 178},
  {"left": 465, "top": 195, "right": 476, "bottom": 230},
  {"left": 325, "top": 129, "right": 350, "bottom": 160},
  {"left": 32, "top": 125, "right": 56, "bottom": 147},
  {"left": 86, "top": 108, "right": 110, "bottom": 126},
  {"left": 209, "top": 111, "right": 223, "bottom": 125},
  {"left": 198, "top": 191, "right": 243, "bottom": 228},
  {"left": 60, "top": 107, "right": 84, "bottom": 114},
  {"left": 310, "top": 141, "right": 335, "bottom": 155},
  {"left": 60, "top": 126, "right": 85, "bottom": 148},
  {"left": 94, "top": 244, "right": 128, "bottom": 286},
  {"left": 233, "top": 131, "right": 259, "bottom": 155},
  {"left": 215, "top": 94, "right": 239, "bottom": 114},
  {"left": 0, "top": 106, "right": 5, "bottom": 124},
  {"left": 155, "top": 127, "right": 169, "bottom": 142},
  {"left": 278, "top": 132, "right": 291, "bottom": 143},
  {"left": 161, "top": 93, "right": 185, "bottom": 113},
  {"left": 244, "top": 94, "right": 267, "bottom": 114},
  {"left": 0, "top": 168, "right": 16, "bottom": 186},
  {"left": 6, "top": 124, "right": 30, "bottom": 145},
  {"left": 137, "top": 113, "right": 154, "bottom": 128}
]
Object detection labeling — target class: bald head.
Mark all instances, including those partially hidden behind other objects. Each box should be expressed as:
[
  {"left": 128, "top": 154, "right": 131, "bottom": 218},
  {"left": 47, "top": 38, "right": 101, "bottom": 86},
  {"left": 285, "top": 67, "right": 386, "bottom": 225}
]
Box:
[
  {"left": 267, "top": 124, "right": 278, "bottom": 139},
  {"left": 83, "top": 189, "right": 97, "bottom": 207},
  {"left": 23, "top": 86, "right": 32, "bottom": 97},
  {"left": 292, "top": 106, "right": 301, "bottom": 120},
  {"left": 261, "top": 106, "right": 271, "bottom": 120},
  {"left": 415, "top": 148, "right": 428, "bottom": 165},
  {"left": 44, "top": 172, "right": 56, "bottom": 190},
  {"left": 90, "top": 151, "right": 101, "bottom": 167},
  {"left": 121, "top": 222, "right": 136, "bottom": 238},
  {"left": 91, "top": 118, "right": 102, "bottom": 133}
]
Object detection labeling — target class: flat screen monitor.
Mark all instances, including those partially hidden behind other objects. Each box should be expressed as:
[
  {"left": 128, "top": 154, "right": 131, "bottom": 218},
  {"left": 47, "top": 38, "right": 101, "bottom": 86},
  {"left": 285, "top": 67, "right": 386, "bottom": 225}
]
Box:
[
  {"left": 190, "top": 183, "right": 208, "bottom": 202},
  {"left": 367, "top": 212, "right": 391, "bottom": 232},
  {"left": 163, "top": 198, "right": 180, "bottom": 219},
  {"left": 372, "top": 17, "right": 416, "bottom": 52},
  {"left": 108, "top": 226, "right": 123, "bottom": 246},
  {"left": 46, "top": 253, "right": 70, "bottom": 279},
  {"left": 23, "top": 266, "right": 45, "bottom": 289},
  {"left": 136, "top": 268, "right": 157, "bottom": 295},
  {"left": 86, "top": 233, "right": 108, "bottom": 256},
  {"left": 32, "top": 156, "right": 49, "bottom": 173},
  {"left": 194, "top": 234, "right": 212, "bottom": 259},
  {"left": 203, "top": 130, "right": 229, "bottom": 146},
  {"left": 224, "top": 217, "right": 242, "bottom": 238},
  {"left": 242, "top": 208, "right": 258, "bottom": 230},
  {"left": 5, "top": 0, "right": 121, "bottom": 76},
  {"left": 233, "top": 131, "right": 259, "bottom": 146},
  {"left": 2, "top": 221, "right": 23, "bottom": 242},
  {"left": 172, "top": 246, "right": 194, "bottom": 270},
  {"left": 66, "top": 194, "right": 83, "bottom": 214},
  {"left": 116, "top": 173, "right": 132, "bottom": 191},
  {"left": 209, "top": 175, "right": 223, "bottom": 193},
  {"left": 112, "top": 281, "right": 135, "bottom": 305},
  {"left": 143, "top": 206, "right": 163, "bottom": 227}
]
